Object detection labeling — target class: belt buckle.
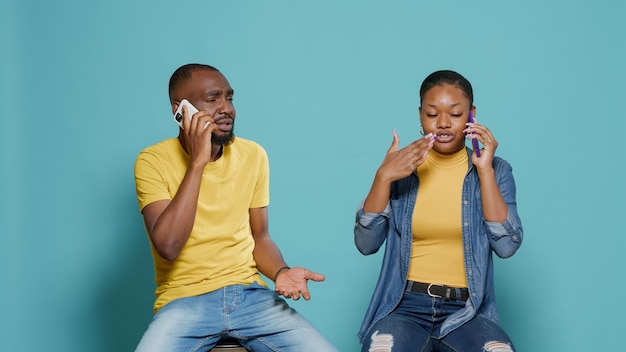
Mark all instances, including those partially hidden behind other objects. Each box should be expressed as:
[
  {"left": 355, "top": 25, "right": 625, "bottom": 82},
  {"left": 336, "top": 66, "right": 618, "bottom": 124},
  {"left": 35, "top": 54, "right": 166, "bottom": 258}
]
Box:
[{"left": 427, "top": 283, "right": 443, "bottom": 298}]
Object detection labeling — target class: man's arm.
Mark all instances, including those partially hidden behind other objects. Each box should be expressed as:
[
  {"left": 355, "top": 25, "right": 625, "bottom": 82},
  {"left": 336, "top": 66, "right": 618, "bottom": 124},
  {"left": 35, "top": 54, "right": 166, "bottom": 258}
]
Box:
[
  {"left": 141, "top": 104, "right": 222, "bottom": 261},
  {"left": 250, "top": 207, "right": 325, "bottom": 300},
  {"left": 141, "top": 162, "right": 206, "bottom": 261}
]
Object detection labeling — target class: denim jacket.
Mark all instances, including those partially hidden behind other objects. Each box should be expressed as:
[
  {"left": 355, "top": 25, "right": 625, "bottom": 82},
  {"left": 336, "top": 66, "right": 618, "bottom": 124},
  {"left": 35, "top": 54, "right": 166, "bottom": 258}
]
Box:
[{"left": 354, "top": 148, "right": 523, "bottom": 341}]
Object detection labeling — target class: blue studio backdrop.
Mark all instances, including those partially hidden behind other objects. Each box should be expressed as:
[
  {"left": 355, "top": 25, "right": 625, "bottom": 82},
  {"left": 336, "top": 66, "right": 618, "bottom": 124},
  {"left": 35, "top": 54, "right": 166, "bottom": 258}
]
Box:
[{"left": 1, "top": 1, "right": 625, "bottom": 351}]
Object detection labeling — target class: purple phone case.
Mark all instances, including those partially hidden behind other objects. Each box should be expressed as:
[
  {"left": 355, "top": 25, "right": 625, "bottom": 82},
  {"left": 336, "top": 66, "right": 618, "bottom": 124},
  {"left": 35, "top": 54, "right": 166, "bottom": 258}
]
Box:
[{"left": 469, "top": 111, "right": 480, "bottom": 157}]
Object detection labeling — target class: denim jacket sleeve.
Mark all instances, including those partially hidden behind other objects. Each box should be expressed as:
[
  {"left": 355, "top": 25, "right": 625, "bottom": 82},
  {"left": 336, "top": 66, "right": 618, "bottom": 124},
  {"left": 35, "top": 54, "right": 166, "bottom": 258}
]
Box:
[
  {"left": 354, "top": 202, "right": 391, "bottom": 255},
  {"left": 483, "top": 157, "right": 523, "bottom": 258}
]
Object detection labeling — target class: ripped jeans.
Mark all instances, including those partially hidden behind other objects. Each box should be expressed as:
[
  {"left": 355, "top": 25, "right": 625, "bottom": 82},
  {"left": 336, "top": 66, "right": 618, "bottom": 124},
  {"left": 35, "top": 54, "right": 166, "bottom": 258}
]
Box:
[{"left": 361, "top": 289, "right": 515, "bottom": 352}]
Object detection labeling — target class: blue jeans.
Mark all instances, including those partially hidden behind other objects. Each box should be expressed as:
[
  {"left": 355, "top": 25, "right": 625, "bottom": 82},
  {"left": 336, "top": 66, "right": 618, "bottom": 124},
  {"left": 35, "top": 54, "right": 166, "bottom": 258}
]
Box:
[
  {"left": 361, "top": 288, "right": 515, "bottom": 352},
  {"left": 135, "top": 282, "right": 337, "bottom": 352}
]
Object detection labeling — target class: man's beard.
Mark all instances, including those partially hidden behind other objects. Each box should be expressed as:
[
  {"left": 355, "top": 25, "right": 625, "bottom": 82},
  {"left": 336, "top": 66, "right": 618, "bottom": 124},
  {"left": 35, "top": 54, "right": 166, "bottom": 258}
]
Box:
[{"left": 212, "top": 127, "right": 235, "bottom": 145}]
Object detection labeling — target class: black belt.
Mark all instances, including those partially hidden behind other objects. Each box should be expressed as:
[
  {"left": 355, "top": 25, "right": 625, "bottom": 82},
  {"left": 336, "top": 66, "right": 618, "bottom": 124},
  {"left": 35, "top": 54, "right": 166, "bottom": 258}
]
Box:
[{"left": 409, "top": 282, "right": 469, "bottom": 302}]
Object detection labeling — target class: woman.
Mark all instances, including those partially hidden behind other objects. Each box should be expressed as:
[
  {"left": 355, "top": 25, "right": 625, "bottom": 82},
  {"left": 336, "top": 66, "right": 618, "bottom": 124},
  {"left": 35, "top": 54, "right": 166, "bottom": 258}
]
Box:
[{"left": 354, "top": 70, "right": 523, "bottom": 352}]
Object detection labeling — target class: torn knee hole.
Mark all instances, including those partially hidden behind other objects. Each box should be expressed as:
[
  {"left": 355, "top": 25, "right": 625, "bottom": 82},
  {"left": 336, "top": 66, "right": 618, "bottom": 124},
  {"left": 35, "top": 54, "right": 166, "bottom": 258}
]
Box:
[
  {"left": 369, "top": 331, "right": 394, "bottom": 352},
  {"left": 483, "top": 341, "right": 514, "bottom": 352}
]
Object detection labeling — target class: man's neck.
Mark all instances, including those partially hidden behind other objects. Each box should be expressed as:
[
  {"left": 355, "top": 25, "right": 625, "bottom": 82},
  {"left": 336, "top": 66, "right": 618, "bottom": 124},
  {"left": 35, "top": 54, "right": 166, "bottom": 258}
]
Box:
[{"left": 177, "top": 135, "right": 224, "bottom": 162}]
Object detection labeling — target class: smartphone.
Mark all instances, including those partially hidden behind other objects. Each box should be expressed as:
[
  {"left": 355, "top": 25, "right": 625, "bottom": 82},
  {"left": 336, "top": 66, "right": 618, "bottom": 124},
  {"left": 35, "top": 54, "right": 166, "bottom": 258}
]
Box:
[
  {"left": 174, "top": 99, "right": 199, "bottom": 129},
  {"left": 468, "top": 110, "right": 481, "bottom": 157}
]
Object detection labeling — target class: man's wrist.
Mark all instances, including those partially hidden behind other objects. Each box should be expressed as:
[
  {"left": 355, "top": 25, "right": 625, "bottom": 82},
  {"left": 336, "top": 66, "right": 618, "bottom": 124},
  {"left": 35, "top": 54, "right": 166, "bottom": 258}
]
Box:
[{"left": 273, "top": 266, "right": 290, "bottom": 282}]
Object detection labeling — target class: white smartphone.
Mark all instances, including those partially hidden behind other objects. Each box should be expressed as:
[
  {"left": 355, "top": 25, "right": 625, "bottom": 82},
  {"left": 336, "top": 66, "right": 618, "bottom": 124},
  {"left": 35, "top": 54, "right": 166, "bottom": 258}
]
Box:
[{"left": 173, "top": 99, "right": 199, "bottom": 129}]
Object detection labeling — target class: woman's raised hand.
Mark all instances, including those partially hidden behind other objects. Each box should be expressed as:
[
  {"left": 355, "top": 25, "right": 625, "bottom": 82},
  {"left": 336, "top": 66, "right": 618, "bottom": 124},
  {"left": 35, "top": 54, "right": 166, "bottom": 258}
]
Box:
[{"left": 376, "top": 130, "right": 436, "bottom": 183}]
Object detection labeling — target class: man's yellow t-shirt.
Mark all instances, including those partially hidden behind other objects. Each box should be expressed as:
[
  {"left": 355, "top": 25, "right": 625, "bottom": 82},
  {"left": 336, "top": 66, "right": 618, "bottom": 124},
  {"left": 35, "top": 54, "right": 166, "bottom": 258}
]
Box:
[{"left": 134, "top": 137, "right": 269, "bottom": 312}]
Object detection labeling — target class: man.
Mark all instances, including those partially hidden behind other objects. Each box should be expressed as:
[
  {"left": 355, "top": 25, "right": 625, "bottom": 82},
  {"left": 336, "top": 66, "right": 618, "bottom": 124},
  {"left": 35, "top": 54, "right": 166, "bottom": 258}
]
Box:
[{"left": 134, "top": 63, "right": 336, "bottom": 351}]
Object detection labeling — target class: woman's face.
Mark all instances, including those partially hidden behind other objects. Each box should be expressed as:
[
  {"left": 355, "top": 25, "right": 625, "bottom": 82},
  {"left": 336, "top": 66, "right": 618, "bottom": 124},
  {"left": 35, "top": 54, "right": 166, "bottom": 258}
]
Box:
[{"left": 419, "top": 83, "right": 474, "bottom": 155}]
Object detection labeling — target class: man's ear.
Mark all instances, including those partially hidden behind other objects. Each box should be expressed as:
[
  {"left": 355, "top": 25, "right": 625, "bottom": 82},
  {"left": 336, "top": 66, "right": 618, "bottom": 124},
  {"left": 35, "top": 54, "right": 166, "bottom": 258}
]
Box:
[{"left": 171, "top": 102, "right": 180, "bottom": 115}]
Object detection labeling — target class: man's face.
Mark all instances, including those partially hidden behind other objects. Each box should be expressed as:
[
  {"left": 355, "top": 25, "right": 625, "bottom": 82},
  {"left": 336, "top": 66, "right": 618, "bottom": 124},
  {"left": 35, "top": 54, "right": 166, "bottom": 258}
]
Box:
[{"left": 179, "top": 69, "right": 236, "bottom": 145}]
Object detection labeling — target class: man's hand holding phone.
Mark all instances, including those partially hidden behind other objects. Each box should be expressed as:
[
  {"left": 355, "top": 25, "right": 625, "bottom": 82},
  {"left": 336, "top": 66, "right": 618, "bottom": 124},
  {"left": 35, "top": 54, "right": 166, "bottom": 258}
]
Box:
[
  {"left": 174, "top": 99, "right": 217, "bottom": 165},
  {"left": 175, "top": 99, "right": 211, "bottom": 130}
]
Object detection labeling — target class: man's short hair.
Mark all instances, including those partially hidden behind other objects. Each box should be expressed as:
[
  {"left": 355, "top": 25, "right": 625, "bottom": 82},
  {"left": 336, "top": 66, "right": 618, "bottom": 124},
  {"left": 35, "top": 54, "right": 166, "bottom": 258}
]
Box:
[{"left": 168, "top": 64, "right": 220, "bottom": 103}]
